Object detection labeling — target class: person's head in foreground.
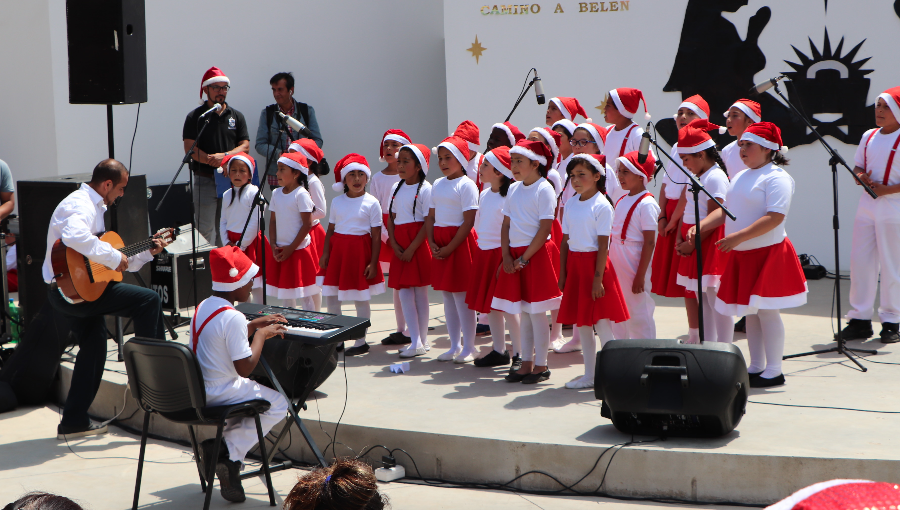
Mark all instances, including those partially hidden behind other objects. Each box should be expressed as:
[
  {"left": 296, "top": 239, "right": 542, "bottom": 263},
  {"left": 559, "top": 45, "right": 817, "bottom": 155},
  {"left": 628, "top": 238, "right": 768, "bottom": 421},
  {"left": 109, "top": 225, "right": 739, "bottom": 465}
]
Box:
[
  {"left": 3, "top": 492, "right": 83, "bottom": 510},
  {"left": 284, "top": 458, "right": 388, "bottom": 510}
]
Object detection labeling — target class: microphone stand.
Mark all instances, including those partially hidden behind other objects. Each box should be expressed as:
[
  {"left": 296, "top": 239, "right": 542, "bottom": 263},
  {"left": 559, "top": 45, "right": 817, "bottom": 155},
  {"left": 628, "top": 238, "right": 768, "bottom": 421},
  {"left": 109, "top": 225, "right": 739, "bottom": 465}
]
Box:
[
  {"left": 769, "top": 81, "right": 878, "bottom": 370},
  {"left": 644, "top": 126, "right": 736, "bottom": 344},
  {"left": 504, "top": 68, "right": 540, "bottom": 122}
]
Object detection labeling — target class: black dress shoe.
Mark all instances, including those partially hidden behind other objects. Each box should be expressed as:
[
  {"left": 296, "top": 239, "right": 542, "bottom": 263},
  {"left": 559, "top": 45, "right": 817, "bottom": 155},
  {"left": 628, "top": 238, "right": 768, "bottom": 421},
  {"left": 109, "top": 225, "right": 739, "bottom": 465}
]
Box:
[
  {"left": 880, "top": 322, "right": 900, "bottom": 344},
  {"left": 505, "top": 371, "right": 528, "bottom": 383},
  {"left": 381, "top": 331, "right": 412, "bottom": 345},
  {"left": 344, "top": 343, "right": 370, "bottom": 356},
  {"left": 749, "top": 373, "right": 785, "bottom": 388},
  {"left": 748, "top": 371, "right": 762, "bottom": 379},
  {"left": 734, "top": 317, "right": 746, "bottom": 333},
  {"left": 509, "top": 355, "right": 523, "bottom": 375},
  {"left": 215, "top": 456, "right": 246, "bottom": 502},
  {"left": 57, "top": 421, "right": 108, "bottom": 440},
  {"left": 474, "top": 349, "right": 510, "bottom": 367},
  {"left": 835, "top": 319, "right": 873, "bottom": 341},
  {"left": 522, "top": 369, "right": 551, "bottom": 384}
]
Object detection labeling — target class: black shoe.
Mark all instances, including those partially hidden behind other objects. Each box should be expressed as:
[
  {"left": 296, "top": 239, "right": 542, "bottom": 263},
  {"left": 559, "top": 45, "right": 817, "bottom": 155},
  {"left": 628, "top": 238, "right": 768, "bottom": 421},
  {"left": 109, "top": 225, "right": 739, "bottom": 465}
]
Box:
[
  {"left": 750, "top": 374, "right": 785, "bottom": 388},
  {"left": 57, "top": 421, "right": 108, "bottom": 440},
  {"left": 475, "top": 324, "right": 491, "bottom": 337},
  {"left": 475, "top": 349, "right": 510, "bottom": 367},
  {"left": 748, "top": 371, "right": 762, "bottom": 379},
  {"left": 215, "top": 456, "right": 246, "bottom": 503},
  {"left": 508, "top": 355, "right": 523, "bottom": 375},
  {"left": 505, "top": 371, "right": 528, "bottom": 383},
  {"left": 522, "top": 369, "right": 551, "bottom": 384},
  {"left": 199, "top": 439, "right": 222, "bottom": 479},
  {"left": 880, "top": 322, "right": 900, "bottom": 343},
  {"left": 381, "top": 331, "right": 412, "bottom": 345},
  {"left": 344, "top": 343, "right": 370, "bottom": 356},
  {"left": 836, "top": 319, "right": 873, "bottom": 341},
  {"left": 734, "top": 317, "right": 746, "bottom": 333}
]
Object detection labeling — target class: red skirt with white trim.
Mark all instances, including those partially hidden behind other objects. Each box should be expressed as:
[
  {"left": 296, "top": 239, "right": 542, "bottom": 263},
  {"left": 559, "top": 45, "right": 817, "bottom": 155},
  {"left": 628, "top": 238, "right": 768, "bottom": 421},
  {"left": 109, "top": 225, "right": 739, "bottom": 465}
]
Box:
[
  {"left": 547, "top": 234, "right": 561, "bottom": 276},
  {"left": 650, "top": 200, "right": 684, "bottom": 298},
  {"left": 491, "top": 244, "right": 562, "bottom": 314},
  {"left": 316, "top": 233, "right": 385, "bottom": 301},
  {"left": 557, "top": 251, "right": 630, "bottom": 326},
  {"left": 309, "top": 222, "right": 326, "bottom": 263},
  {"left": 265, "top": 241, "right": 320, "bottom": 299},
  {"left": 388, "top": 222, "right": 432, "bottom": 289},
  {"left": 550, "top": 218, "right": 563, "bottom": 249},
  {"left": 228, "top": 230, "right": 265, "bottom": 289},
  {"left": 379, "top": 213, "right": 394, "bottom": 268},
  {"left": 715, "top": 238, "right": 808, "bottom": 316},
  {"left": 465, "top": 246, "right": 503, "bottom": 313},
  {"left": 676, "top": 223, "right": 728, "bottom": 297},
  {"left": 431, "top": 225, "right": 476, "bottom": 293}
]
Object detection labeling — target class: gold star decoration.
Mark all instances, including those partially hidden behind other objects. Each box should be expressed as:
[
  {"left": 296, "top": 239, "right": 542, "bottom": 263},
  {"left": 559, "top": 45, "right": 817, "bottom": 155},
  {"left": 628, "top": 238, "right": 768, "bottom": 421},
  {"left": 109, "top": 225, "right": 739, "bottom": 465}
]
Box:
[
  {"left": 596, "top": 93, "right": 610, "bottom": 112},
  {"left": 467, "top": 36, "right": 486, "bottom": 64}
]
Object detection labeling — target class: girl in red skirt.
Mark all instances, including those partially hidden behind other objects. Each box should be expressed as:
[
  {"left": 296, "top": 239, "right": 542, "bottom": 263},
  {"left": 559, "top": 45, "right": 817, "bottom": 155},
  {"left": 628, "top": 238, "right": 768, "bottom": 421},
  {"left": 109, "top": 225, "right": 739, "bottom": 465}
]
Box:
[
  {"left": 493, "top": 140, "right": 562, "bottom": 384},
  {"left": 468, "top": 146, "right": 522, "bottom": 370},
  {"left": 387, "top": 144, "right": 434, "bottom": 358},
  {"left": 558, "top": 153, "right": 629, "bottom": 389},
  {"left": 266, "top": 152, "right": 321, "bottom": 310},
  {"left": 288, "top": 138, "right": 327, "bottom": 311},
  {"left": 690, "top": 122, "right": 807, "bottom": 387},
  {"left": 651, "top": 95, "right": 709, "bottom": 299},
  {"left": 674, "top": 119, "right": 734, "bottom": 344},
  {"left": 426, "top": 136, "right": 480, "bottom": 363},
  {"left": 370, "top": 130, "right": 413, "bottom": 345},
  {"left": 318, "top": 154, "right": 385, "bottom": 356},
  {"left": 220, "top": 153, "right": 264, "bottom": 302}
]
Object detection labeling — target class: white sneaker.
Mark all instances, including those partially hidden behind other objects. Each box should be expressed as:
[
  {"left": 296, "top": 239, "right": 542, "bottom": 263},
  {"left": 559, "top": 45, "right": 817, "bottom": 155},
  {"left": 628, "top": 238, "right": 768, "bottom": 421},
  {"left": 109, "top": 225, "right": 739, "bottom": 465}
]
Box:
[
  {"left": 553, "top": 339, "right": 582, "bottom": 353},
  {"left": 565, "top": 376, "right": 594, "bottom": 389},
  {"left": 550, "top": 339, "right": 568, "bottom": 351},
  {"left": 454, "top": 352, "right": 475, "bottom": 364},
  {"left": 437, "top": 349, "right": 460, "bottom": 361},
  {"left": 400, "top": 346, "right": 427, "bottom": 358},
  {"left": 423, "top": 340, "right": 431, "bottom": 351}
]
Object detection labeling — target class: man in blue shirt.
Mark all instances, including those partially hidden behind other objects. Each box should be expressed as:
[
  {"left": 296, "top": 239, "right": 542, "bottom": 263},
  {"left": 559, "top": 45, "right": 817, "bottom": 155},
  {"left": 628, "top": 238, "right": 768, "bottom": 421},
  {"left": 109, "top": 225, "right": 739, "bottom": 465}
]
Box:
[
  {"left": 255, "top": 72, "right": 323, "bottom": 191},
  {"left": 0, "top": 159, "right": 16, "bottom": 221}
]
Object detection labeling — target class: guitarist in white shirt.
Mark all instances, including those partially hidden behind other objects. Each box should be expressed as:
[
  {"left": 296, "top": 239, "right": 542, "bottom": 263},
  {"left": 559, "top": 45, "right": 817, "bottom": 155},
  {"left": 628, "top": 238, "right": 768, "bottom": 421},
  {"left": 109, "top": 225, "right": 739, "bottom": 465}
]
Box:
[{"left": 44, "top": 159, "right": 170, "bottom": 440}]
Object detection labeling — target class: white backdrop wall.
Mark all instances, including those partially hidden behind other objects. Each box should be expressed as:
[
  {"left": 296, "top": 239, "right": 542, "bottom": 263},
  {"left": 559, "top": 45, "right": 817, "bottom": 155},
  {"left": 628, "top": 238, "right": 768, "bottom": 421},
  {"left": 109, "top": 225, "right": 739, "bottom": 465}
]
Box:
[
  {"left": 443, "top": 0, "right": 900, "bottom": 270},
  {"left": 0, "top": 0, "right": 448, "bottom": 203}
]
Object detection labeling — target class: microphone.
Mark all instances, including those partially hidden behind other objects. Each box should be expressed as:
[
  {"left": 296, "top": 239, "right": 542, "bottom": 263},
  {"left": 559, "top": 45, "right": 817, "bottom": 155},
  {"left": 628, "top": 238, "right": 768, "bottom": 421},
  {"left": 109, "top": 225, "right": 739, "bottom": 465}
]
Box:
[
  {"left": 278, "top": 112, "right": 314, "bottom": 138},
  {"left": 749, "top": 75, "right": 787, "bottom": 95},
  {"left": 533, "top": 70, "right": 546, "bottom": 105},
  {"left": 637, "top": 124, "right": 652, "bottom": 164},
  {"left": 199, "top": 103, "right": 222, "bottom": 119}
]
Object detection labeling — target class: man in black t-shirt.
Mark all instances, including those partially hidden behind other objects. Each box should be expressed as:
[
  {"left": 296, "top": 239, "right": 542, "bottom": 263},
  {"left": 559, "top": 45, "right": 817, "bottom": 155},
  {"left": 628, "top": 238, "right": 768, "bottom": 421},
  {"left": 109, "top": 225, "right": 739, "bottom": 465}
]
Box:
[{"left": 182, "top": 66, "right": 250, "bottom": 247}]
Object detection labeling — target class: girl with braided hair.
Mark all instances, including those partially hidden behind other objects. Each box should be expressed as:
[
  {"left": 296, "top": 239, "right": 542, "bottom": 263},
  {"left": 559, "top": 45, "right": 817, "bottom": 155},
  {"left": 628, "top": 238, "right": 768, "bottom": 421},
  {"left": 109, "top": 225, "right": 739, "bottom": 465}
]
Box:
[{"left": 387, "top": 144, "right": 434, "bottom": 358}]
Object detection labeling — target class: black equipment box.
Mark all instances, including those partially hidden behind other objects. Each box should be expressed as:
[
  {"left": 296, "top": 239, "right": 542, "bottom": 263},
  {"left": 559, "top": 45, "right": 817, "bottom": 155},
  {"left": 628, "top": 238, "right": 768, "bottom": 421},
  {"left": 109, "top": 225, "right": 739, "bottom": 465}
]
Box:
[
  {"left": 150, "top": 228, "right": 213, "bottom": 312},
  {"left": 595, "top": 339, "right": 749, "bottom": 437}
]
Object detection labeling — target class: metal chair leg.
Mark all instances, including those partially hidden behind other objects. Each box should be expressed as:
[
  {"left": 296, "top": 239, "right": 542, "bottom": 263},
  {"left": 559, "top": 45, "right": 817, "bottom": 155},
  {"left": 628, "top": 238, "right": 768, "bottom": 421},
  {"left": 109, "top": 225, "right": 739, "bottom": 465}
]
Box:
[
  {"left": 187, "top": 425, "right": 206, "bottom": 492},
  {"left": 254, "top": 413, "right": 277, "bottom": 506},
  {"left": 203, "top": 425, "right": 225, "bottom": 510},
  {"left": 132, "top": 411, "right": 152, "bottom": 510}
]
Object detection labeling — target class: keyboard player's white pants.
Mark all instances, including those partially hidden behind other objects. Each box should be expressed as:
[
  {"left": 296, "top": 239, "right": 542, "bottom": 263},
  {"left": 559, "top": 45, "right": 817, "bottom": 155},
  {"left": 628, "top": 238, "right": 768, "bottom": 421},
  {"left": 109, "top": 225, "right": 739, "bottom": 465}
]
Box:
[{"left": 205, "top": 377, "right": 288, "bottom": 466}]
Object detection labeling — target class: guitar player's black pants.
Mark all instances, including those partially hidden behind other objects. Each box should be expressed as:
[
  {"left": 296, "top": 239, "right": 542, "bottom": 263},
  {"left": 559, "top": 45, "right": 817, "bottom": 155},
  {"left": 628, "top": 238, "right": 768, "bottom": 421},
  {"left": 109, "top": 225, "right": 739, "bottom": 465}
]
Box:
[{"left": 48, "top": 282, "right": 164, "bottom": 428}]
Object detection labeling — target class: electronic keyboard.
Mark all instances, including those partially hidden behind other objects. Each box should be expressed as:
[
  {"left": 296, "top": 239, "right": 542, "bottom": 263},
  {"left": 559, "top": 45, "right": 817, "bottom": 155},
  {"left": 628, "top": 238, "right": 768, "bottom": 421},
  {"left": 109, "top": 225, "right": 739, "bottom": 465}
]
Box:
[{"left": 235, "top": 303, "right": 370, "bottom": 346}]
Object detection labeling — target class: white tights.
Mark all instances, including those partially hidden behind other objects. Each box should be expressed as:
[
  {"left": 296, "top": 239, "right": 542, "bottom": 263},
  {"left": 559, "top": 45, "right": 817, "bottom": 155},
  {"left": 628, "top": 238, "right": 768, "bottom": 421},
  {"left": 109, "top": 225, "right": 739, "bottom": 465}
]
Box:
[
  {"left": 326, "top": 295, "right": 371, "bottom": 347},
  {"left": 744, "top": 309, "right": 785, "bottom": 378},
  {"left": 393, "top": 289, "right": 409, "bottom": 336},
  {"left": 488, "top": 311, "right": 521, "bottom": 356},
  {"left": 702, "top": 288, "right": 734, "bottom": 344},
  {"left": 441, "top": 291, "right": 476, "bottom": 358},
  {"left": 549, "top": 309, "right": 563, "bottom": 343},
  {"left": 399, "top": 287, "right": 430, "bottom": 350},
  {"left": 575, "top": 319, "right": 614, "bottom": 382},
  {"left": 520, "top": 311, "right": 551, "bottom": 367}
]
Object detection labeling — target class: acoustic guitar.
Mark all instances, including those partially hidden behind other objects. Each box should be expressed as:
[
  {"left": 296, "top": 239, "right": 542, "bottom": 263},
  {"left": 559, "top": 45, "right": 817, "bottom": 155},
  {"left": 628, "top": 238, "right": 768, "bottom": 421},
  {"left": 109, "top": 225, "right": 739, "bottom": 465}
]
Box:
[{"left": 51, "top": 228, "right": 179, "bottom": 303}]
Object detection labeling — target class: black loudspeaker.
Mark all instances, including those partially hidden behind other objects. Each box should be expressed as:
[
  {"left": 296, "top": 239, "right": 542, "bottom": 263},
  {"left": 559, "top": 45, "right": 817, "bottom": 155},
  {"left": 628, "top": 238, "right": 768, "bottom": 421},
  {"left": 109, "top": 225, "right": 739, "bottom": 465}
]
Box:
[
  {"left": 66, "top": 0, "right": 147, "bottom": 104},
  {"left": 594, "top": 339, "right": 749, "bottom": 437},
  {"left": 250, "top": 339, "right": 338, "bottom": 402},
  {"left": 147, "top": 183, "right": 192, "bottom": 233},
  {"left": 17, "top": 173, "right": 149, "bottom": 325}
]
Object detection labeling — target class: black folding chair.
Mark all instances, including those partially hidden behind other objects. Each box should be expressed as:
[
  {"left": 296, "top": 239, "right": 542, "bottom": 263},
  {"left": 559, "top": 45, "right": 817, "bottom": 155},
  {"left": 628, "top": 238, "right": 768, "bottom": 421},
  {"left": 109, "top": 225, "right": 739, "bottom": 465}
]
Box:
[{"left": 122, "top": 337, "right": 277, "bottom": 510}]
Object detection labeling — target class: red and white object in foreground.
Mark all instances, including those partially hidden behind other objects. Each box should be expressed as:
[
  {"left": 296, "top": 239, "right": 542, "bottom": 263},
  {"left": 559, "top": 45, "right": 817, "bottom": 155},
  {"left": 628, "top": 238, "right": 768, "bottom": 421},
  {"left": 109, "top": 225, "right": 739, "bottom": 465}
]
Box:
[{"left": 766, "top": 479, "right": 900, "bottom": 510}]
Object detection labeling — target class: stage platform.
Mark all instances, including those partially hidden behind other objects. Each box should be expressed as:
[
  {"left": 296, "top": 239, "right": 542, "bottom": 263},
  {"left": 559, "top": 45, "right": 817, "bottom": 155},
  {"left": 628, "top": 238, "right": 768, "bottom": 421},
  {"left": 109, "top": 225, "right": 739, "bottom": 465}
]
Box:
[{"left": 52, "top": 277, "right": 899, "bottom": 506}]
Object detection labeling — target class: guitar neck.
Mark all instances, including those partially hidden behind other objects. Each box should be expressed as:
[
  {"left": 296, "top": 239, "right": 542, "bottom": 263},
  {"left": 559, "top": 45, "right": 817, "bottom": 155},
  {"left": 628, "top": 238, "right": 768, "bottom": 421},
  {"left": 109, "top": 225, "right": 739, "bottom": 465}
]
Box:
[{"left": 118, "top": 238, "right": 157, "bottom": 258}]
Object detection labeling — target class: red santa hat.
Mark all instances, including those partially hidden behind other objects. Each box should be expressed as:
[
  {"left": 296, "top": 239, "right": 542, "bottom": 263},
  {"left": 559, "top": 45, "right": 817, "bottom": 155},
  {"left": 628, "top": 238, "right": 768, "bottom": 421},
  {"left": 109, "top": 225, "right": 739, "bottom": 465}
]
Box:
[
  {"left": 397, "top": 143, "right": 431, "bottom": 172},
  {"left": 551, "top": 119, "right": 578, "bottom": 137},
  {"left": 288, "top": 138, "right": 323, "bottom": 163},
  {"left": 200, "top": 66, "right": 229, "bottom": 104},
  {"left": 452, "top": 120, "right": 481, "bottom": 152},
  {"left": 332, "top": 153, "right": 371, "bottom": 192},
  {"left": 676, "top": 119, "right": 721, "bottom": 154},
  {"left": 576, "top": 122, "right": 610, "bottom": 147},
  {"left": 210, "top": 246, "right": 258, "bottom": 291},
  {"left": 616, "top": 151, "right": 655, "bottom": 184},
  {"left": 379, "top": 129, "right": 412, "bottom": 162},
  {"left": 741, "top": 121, "right": 788, "bottom": 154},
  {"left": 550, "top": 97, "right": 591, "bottom": 122},
  {"left": 491, "top": 122, "right": 526, "bottom": 146},
  {"left": 509, "top": 139, "right": 553, "bottom": 167},
  {"left": 219, "top": 152, "right": 255, "bottom": 175},
  {"left": 609, "top": 87, "right": 651, "bottom": 120},
  {"left": 877, "top": 86, "right": 900, "bottom": 123},
  {"left": 529, "top": 127, "right": 562, "bottom": 164},
  {"left": 766, "top": 479, "right": 900, "bottom": 510},
  {"left": 569, "top": 154, "right": 607, "bottom": 177},
  {"left": 432, "top": 136, "right": 471, "bottom": 169},
  {"left": 724, "top": 98, "right": 762, "bottom": 124},
  {"left": 277, "top": 151, "right": 310, "bottom": 175},
  {"left": 484, "top": 146, "right": 513, "bottom": 179},
  {"left": 677, "top": 94, "right": 710, "bottom": 120}
]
